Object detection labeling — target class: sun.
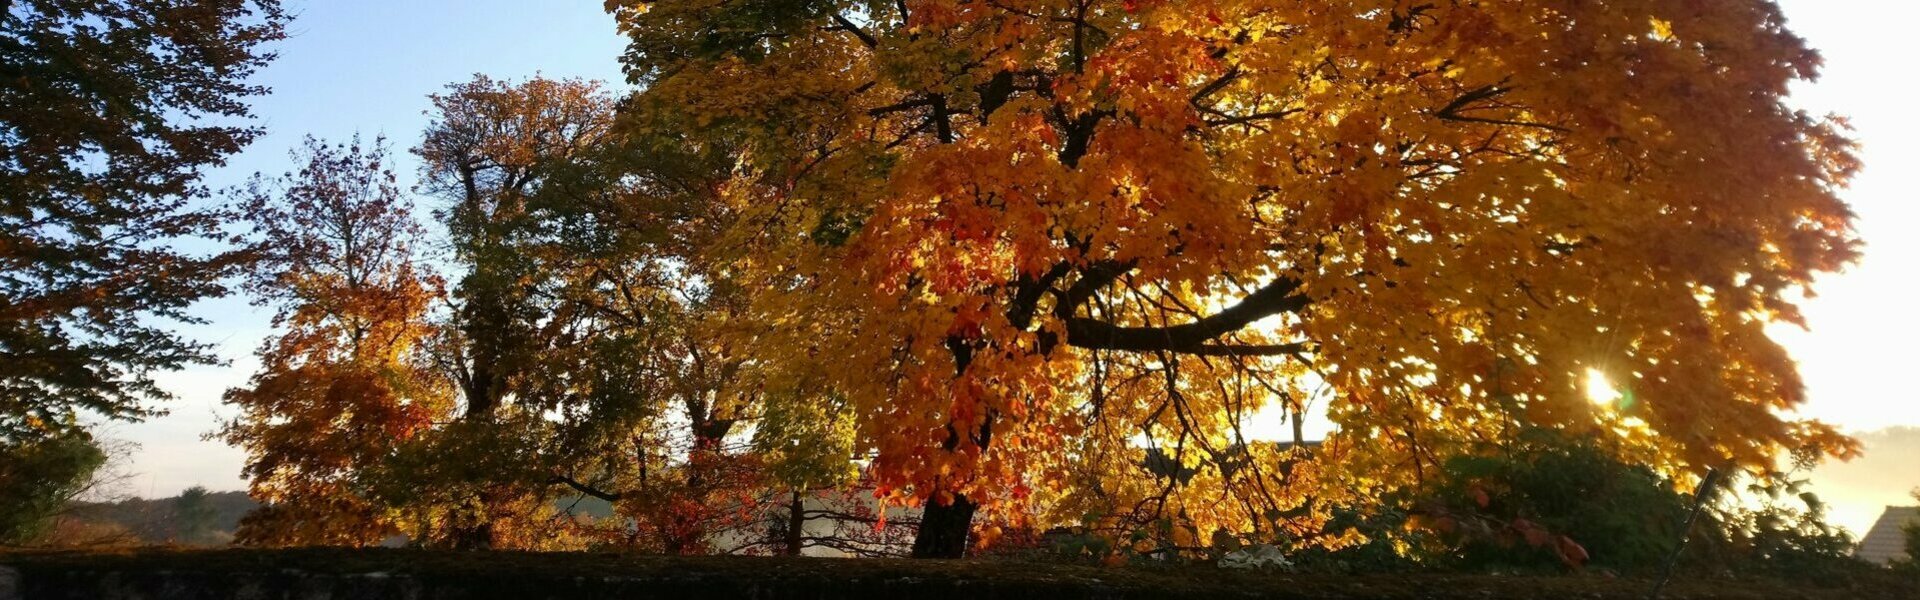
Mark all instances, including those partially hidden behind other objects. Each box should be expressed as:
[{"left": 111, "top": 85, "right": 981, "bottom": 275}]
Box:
[{"left": 1585, "top": 369, "right": 1624, "bottom": 408}]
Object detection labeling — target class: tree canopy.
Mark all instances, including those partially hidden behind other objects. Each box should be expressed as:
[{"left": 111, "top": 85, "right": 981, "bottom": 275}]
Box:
[{"left": 608, "top": 0, "right": 1861, "bottom": 555}]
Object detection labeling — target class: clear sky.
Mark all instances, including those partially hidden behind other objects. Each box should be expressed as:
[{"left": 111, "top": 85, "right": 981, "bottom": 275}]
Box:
[
  {"left": 109, "top": 1, "right": 1918, "bottom": 535},
  {"left": 108, "top": 0, "right": 630, "bottom": 498}
]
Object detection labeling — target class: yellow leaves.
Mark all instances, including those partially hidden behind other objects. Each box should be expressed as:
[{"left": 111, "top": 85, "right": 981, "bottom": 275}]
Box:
[
  {"left": 622, "top": 0, "right": 1862, "bottom": 549},
  {"left": 1649, "top": 18, "right": 1677, "bottom": 42}
]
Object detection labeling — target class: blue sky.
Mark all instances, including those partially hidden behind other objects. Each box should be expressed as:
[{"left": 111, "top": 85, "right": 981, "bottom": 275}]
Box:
[
  {"left": 109, "top": 0, "right": 629, "bottom": 498},
  {"left": 108, "top": 0, "right": 1919, "bottom": 535}
]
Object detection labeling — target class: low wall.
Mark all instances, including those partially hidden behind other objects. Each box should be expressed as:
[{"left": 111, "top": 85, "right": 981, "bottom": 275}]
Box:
[{"left": 1, "top": 548, "right": 1910, "bottom": 600}]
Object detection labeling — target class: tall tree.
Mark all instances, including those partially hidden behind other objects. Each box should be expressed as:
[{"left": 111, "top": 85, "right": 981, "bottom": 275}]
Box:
[
  {"left": 0, "top": 0, "right": 287, "bottom": 441},
  {"left": 414, "top": 75, "right": 617, "bottom": 548},
  {"left": 417, "top": 74, "right": 616, "bottom": 423},
  {"left": 220, "top": 136, "right": 449, "bottom": 547},
  {"left": 531, "top": 100, "right": 789, "bottom": 554},
  {"left": 610, "top": 0, "right": 1861, "bottom": 556}
]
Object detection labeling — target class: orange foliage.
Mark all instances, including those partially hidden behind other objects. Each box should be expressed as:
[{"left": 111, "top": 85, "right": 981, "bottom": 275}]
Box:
[
  {"left": 221, "top": 136, "right": 450, "bottom": 547},
  {"left": 611, "top": 0, "right": 1861, "bottom": 551}
]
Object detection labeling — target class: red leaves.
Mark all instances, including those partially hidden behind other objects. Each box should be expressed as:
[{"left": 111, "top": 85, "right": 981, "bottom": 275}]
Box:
[
  {"left": 1415, "top": 490, "right": 1590, "bottom": 571},
  {"left": 1513, "top": 518, "right": 1550, "bottom": 548},
  {"left": 1555, "top": 535, "right": 1590, "bottom": 568},
  {"left": 1511, "top": 518, "right": 1588, "bottom": 570},
  {"left": 947, "top": 299, "right": 990, "bottom": 340}
]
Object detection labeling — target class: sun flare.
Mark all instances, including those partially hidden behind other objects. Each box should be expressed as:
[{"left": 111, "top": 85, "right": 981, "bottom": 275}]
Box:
[{"left": 1585, "top": 369, "right": 1625, "bottom": 408}]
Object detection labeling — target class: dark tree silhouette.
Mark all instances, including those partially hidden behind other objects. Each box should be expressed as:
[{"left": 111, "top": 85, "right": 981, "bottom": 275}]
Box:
[{"left": 0, "top": 0, "right": 289, "bottom": 441}]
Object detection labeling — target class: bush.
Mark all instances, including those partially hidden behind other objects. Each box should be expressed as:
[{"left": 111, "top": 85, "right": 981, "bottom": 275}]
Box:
[
  {"left": 1408, "top": 434, "right": 1691, "bottom": 574},
  {"left": 1905, "top": 517, "right": 1920, "bottom": 572},
  {"left": 1697, "top": 474, "right": 1865, "bottom": 582},
  {"left": 1398, "top": 432, "right": 1880, "bottom": 585},
  {"left": 1284, "top": 505, "right": 1427, "bottom": 574}
]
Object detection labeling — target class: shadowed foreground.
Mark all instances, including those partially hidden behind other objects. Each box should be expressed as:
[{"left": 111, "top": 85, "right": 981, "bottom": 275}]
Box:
[{"left": 1, "top": 548, "right": 1914, "bottom": 600}]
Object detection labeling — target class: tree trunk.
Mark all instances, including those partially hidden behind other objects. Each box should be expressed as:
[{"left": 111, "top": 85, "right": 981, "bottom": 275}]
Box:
[
  {"left": 1291, "top": 404, "right": 1305, "bottom": 447},
  {"left": 910, "top": 338, "right": 990, "bottom": 558},
  {"left": 910, "top": 493, "right": 978, "bottom": 558},
  {"left": 785, "top": 489, "right": 805, "bottom": 556},
  {"left": 449, "top": 519, "right": 493, "bottom": 550}
]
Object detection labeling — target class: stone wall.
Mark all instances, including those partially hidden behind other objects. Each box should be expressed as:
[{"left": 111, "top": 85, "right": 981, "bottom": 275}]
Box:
[{"left": 2, "top": 548, "right": 1911, "bottom": 600}]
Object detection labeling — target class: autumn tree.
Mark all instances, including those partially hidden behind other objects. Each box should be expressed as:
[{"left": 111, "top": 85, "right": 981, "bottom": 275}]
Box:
[
  {"left": 527, "top": 97, "right": 797, "bottom": 554},
  {"left": 221, "top": 136, "right": 449, "bottom": 547},
  {"left": 747, "top": 388, "right": 925, "bottom": 557},
  {"left": 408, "top": 75, "right": 626, "bottom": 548},
  {"left": 610, "top": 0, "right": 1860, "bottom": 557},
  {"left": 0, "top": 0, "right": 286, "bottom": 443},
  {"left": 417, "top": 75, "right": 616, "bottom": 423}
]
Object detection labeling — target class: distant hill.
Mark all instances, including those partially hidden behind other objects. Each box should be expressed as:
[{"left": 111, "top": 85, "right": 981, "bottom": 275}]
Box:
[
  {"left": 44, "top": 490, "right": 620, "bottom": 548},
  {"left": 50, "top": 489, "right": 256, "bottom": 547},
  {"left": 554, "top": 493, "right": 616, "bottom": 519}
]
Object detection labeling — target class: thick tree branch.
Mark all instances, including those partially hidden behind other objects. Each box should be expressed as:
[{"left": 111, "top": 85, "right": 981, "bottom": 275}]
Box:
[
  {"left": 1052, "top": 260, "right": 1135, "bottom": 321},
  {"left": 548, "top": 475, "right": 623, "bottom": 502},
  {"left": 1055, "top": 109, "right": 1111, "bottom": 167},
  {"left": 829, "top": 13, "right": 879, "bottom": 48},
  {"left": 1204, "top": 109, "right": 1302, "bottom": 128},
  {"left": 932, "top": 94, "right": 954, "bottom": 143},
  {"left": 869, "top": 97, "right": 936, "bottom": 116},
  {"left": 1008, "top": 261, "right": 1073, "bottom": 329},
  {"left": 1184, "top": 342, "right": 1312, "bottom": 357},
  {"left": 1434, "top": 84, "right": 1570, "bottom": 133},
  {"left": 978, "top": 70, "right": 1016, "bottom": 119},
  {"left": 1064, "top": 276, "right": 1309, "bottom": 353}
]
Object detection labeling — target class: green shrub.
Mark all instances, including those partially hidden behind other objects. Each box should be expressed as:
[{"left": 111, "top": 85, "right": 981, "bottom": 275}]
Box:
[{"left": 1409, "top": 433, "right": 1691, "bottom": 574}]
